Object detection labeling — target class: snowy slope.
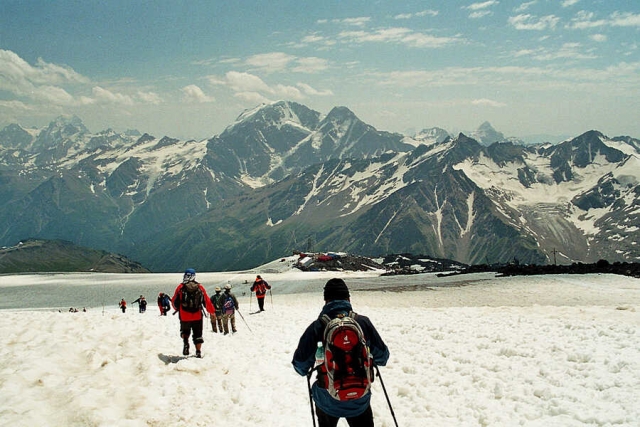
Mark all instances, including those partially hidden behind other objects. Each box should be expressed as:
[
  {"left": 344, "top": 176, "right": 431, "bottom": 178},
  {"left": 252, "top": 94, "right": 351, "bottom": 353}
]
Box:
[{"left": 0, "top": 272, "right": 638, "bottom": 426}]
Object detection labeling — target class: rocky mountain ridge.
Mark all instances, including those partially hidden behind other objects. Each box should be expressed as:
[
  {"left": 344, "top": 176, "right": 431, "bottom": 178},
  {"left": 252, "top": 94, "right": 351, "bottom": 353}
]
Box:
[
  {"left": 0, "top": 239, "right": 150, "bottom": 273},
  {"left": 0, "top": 101, "right": 638, "bottom": 272}
]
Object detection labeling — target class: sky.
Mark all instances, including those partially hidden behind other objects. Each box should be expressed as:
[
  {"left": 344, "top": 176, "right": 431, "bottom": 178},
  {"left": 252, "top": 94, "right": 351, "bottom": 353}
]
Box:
[
  {"left": 1, "top": 0, "right": 639, "bottom": 141},
  {"left": 0, "top": 267, "right": 638, "bottom": 426}
]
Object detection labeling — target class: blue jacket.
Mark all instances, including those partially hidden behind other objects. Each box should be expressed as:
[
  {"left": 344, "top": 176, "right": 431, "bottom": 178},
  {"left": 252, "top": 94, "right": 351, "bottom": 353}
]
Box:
[{"left": 292, "top": 300, "right": 390, "bottom": 418}]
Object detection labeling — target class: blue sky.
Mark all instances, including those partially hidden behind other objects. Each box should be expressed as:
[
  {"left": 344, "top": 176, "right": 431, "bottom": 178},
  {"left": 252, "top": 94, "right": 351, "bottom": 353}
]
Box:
[{"left": 1, "top": 0, "right": 638, "bottom": 141}]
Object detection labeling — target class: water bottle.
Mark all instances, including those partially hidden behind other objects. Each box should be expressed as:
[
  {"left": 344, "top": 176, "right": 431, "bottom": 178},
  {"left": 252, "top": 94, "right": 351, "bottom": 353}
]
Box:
[{"left": 315, "top": 341, "right": 324, "bottom": 366}]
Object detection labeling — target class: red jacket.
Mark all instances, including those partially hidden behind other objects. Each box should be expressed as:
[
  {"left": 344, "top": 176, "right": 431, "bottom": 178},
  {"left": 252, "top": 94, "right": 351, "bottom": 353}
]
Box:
[
  {"left": 251, "top": 279, "right": 271, "bottom": 298},
  {"left": 171, "top": 282, "right": 215, "bottom": 321}
]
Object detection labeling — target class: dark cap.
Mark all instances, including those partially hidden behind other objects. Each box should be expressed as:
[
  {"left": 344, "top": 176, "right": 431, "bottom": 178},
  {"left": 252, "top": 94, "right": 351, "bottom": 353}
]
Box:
[{"left": 323, "top": 278, "right": 350, "bottom": 301}]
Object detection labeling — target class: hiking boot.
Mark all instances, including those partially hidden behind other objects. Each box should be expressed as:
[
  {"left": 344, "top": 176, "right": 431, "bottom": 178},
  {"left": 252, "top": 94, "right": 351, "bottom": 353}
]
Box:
[
  {"left": 195, "top": 350, "right": 202, "bottom": 358},
  {"left": 183, "top": 342, "right": 190, "bottom": 356},
  {"left": 232, "top": 329, "right": 237, "bottom": 333}
]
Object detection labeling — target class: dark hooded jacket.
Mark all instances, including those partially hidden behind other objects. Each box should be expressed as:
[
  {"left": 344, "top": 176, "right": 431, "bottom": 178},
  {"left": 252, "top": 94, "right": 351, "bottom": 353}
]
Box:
[{"left": 292, "top": 300, "right": 389, "bottom": 418}]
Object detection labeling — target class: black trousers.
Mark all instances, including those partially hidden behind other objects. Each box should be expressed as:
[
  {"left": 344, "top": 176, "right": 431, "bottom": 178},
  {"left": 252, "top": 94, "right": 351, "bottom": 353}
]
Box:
[
  {"left": 257, "top": 297, "right": 265, "bottom": 311},
  {"left": 316, "top": 404, "right": 374, "bottom": 427}
]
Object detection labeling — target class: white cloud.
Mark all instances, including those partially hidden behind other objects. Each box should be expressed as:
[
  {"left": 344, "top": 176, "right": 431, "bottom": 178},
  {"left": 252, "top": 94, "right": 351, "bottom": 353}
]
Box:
[
  {"left": 291, "top": 57, "right": 329, "bottom": 73},
  {"left": 273, "top": 84, "right": 303, "bottom": 100},
  {"left": 301, "top": 34, "right": 325, "bottom": 44},
  {"left": 416, "top": 10, "right": 440, "bottom": 17},
  {"left": 508, "top": 14, "right": 560, "bottom": 30},
  {"left": 469, "top": 11, "right": 492, "bottom": 19},
  {"left": 567, "top": 11, "right": 607, "bottom": 29},
  {"left": 137, "top": 91, "right": 163, "bottom": 104},
  {"left": 244, "top": 52, "right": 329, "bottom": 74},
  {"left": 0, "top": 49, "right": 162, "bottom": 111},
  {"left": 471, "top": 98, "right": 506, "bottom": 107},
  {"left": 403, "top": 33, "right": 465, "bottom": 48},
  {"left": 296, "top": 83, "right": 334, "bottom": 96},
  {"left": 394, "top": 10, "right": 439, "bottom": 20},
  {"left": 223, "top": 71, "right": 273, "bottom": 93},
  {"left": 0, "top": 49, "right": 89, "bottom": 101},
  {"left": 567, "top": 11, "right": 640, "bottom": 30},
  {"left": 589, "top": 34, "right": 607, "bottom": 42},
  {"left": 209, "top": 71, "right": 329, "bottom": 101},
  {"left": 610, "top": 12, "right": 640, "bottom": 28},
  {"left": 465, "top": 1, "right": 499, "bottom": 11},
  {"left": 245, "top": 52, "right": 296, "bottom": 73},
  {"left": 219, "top": 58, "right": 241, "bottom": 65},
  {"left": 464, "top": 1, "right": 498, "bottom": 18},
  {"left": 0, "top": 100, "right": 32, "bottom": 111},
  {"left": 394, "top": 13, "right": 413, "bottom": 20},
  {"left": 234, "top": 91, "right": 271, "bottom": 104},
  {"left": 512, "top": 43, "right": 598, "bottom": 61},
  {"left": 561, "top": 0, "right": 580, "bottom": 7},
  {"left": 92, "top": 86, "right": 135, "bottom": 105},
  {"left": 181, "top": 85, "right": 214, "bottom": 103},
  {"left": 338, "top": 27, "right": 464, "bottom": 48},
  {"left": 515, "top": 1, "right": 537, "bottom": 13},
  {"left": 337, "top": 17, "right": 371, "bottom": 27},
  {"left": 373, "top": 62, "right": 640, "bottom": 91}
]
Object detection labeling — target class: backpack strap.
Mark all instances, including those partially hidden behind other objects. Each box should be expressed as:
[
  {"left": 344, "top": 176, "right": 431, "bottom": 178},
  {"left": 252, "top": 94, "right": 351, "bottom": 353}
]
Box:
[
  {"left": 321, "top": 310, "right": 356, "bottom": 324},
  {"left": 320, "top": 314, "right": 331, "bottom": 326}
]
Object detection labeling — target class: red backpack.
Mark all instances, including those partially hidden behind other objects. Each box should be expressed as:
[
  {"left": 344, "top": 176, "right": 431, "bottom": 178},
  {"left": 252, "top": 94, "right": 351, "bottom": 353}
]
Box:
[{"left": 317, "top": 312, "right": 374, "bottom": 401}]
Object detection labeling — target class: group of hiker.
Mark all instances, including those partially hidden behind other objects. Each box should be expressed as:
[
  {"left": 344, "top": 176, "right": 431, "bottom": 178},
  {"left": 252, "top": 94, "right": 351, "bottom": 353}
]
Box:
[
  {"left": 208, "top": 283, "right": 240, "bottom": 335},
  {"left": 167, "top": 270, "right": 270, "bottom": 357},
  {"left": 118, "top": 295, "right": 148, "bottom": 313},
  {"left": 118, "top": 268, "right": 391, "bottom": 426}
]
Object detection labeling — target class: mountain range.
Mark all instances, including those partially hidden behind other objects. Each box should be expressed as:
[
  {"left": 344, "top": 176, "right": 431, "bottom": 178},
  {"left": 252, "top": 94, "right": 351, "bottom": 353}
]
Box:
[{"left": 1, "top": 100, "right": 638, "bottom": 272}]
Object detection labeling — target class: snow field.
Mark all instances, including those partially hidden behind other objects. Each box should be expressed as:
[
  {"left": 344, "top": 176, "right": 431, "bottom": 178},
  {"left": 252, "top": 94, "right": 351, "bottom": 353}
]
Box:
[{"left": 0, "top": 274, "right": 638, "bottom": 426}]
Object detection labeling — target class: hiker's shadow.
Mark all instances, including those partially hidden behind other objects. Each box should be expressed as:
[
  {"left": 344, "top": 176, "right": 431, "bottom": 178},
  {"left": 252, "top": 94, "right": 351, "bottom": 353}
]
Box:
[{"left": 158, "top": 353, "right": 188, "bottom": 365}]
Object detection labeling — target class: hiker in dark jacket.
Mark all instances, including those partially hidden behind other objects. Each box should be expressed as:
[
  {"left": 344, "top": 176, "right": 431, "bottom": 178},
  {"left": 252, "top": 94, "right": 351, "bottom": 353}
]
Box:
[
  {"left": 220, "top": 283, "right": 239, "bottom": 335},
  {"left": 162, "top": 293, "right": 171, "bottom": 315},
  {"left": 250, "top": 274, "right": 271, "bottom": 312},
  {"left": 132, "top": 295, "right": 147, "bottom": 313},
  {"left": 158, "top": 292, "right": 171, "bottom": 315},
  {"left": 209, "top": 286, "right": 224, "bottom": 333},
  {"left": 292, "top": 278, "right": 390, "bottom": 427}
]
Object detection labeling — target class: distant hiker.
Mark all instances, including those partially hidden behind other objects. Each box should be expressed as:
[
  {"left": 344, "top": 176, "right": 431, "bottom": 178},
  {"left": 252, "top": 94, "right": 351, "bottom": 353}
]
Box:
[
  {"left": 210, "top": 286, "right": 225, "bottom": 333},
  {"left": 171, "top": 268, "right": 215, "bottom": 358},
  {"left": 162, "top": 293, "right": 171, "bottom": 315},
  {"left": 221, "top": 283, "right": 239, "bottom": 335},
  {"left": 158, "top": 292, "right": 171, "bottom": 315},
  {"left": 157, "top": 293, "right": 165, "bottom": 315},
  {"left": 132, "top": 295, "right": 147, "bottom": 313},
  {"left": 292, "top": 278, "right": 390, "bottom": 427},
  {"left": 250, "top": 274, "right": 271, "bottom": 312},
  {"left": 119, "top": 298, "right": 127, "bottom": 313}
]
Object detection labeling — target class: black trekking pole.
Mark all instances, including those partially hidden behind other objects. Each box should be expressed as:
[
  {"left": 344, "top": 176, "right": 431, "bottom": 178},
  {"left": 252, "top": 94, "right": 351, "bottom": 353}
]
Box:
[
  {"left": 235, "top": 309, "right": 253, "bottom": 333},
  {"left": 269, "top": 289, "right": 274, "bottom": 310},
  {"left": 375, "top": 365, "right": 399, "bottom": 427},
  {"left": 306, "top": 371, "right": 317, "bottom": 427}
]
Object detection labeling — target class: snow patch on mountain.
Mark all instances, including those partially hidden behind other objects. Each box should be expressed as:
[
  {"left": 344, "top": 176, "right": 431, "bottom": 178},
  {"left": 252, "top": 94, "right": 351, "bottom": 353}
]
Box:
[
  {"left": 295, "top": 164, "right": 326, "bottom": 215},
  {"left": 340, "top": 157, "right": 410, "bottom": 216}
]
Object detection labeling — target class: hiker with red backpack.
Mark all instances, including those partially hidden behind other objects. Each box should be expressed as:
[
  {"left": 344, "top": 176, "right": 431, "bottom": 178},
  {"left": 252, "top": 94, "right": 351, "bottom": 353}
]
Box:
[
  {"left": 292, "top": 278, "right": 390, "bottom": 427},
  {"left": 171, "top": 268, "right": 215, "bottom": 358},
  {"left": 250, "top": 274, "right": 271, "bottom": 312}
]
